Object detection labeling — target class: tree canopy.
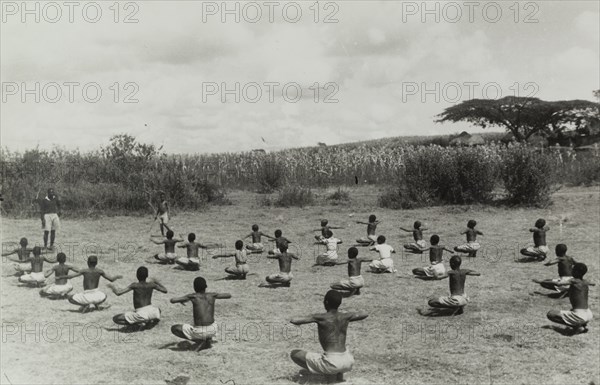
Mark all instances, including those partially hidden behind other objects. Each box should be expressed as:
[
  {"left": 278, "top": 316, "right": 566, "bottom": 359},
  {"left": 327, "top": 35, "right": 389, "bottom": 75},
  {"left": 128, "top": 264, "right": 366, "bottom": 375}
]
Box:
[{"left": 435, "top": 96, "right": 599, "bottom": 142}]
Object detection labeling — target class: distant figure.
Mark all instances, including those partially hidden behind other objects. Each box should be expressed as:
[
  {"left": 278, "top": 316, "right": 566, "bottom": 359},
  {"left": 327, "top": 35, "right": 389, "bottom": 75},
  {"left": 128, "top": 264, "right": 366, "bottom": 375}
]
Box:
[
  {"left": 454, "top": 219, "right": 483, "bottom": 258},
  {"left": 176, "top": 233, "right": 220, "bottom": 271},
  {"left": 267, "top": 229, "right": 292, "bottom": 255},
  {"left": 244, "top": 224, "right": 274, "bottom": 253},
  {"left": 546, "top": 263, "right": 594, "bottom": 334},
  {"left": 314, "top": 230, "right": 343, "bottom": 266},
  {"left": 290, "top": 290, "right": 368, "bottom": 382},
  {"left": 520, "top": 218, "right": 550, "bottom": 261},
  {"left": 66, "top": 256, "right": 122, "bottom": 312},
  {"left": 356, "top": 215, "right": 380, "bottom": 246},
  {"left": 533, "top": 244, "right": 575, "bottom": 293},
  {"left": 401, "top": 221, "right": 428, "bottom": 253},
  {"left": 212, "top": 240, "right": 250, "bottom": 279},
  {"left": 109, "top": 266, "right": 168, "bottom": 330},
  {"left": 330, "top": 247, "right": 372, "bottom": 295},
  {"left": 412, "top": 235, "right": 454, "bottom": 280},
  {"left": 318, "top": 142, "right": 327, "bottom": 147},
  {"left": 313, "top": 219, "right": 345, "bottom": 242},
  {"left": 368, "top": 236, "right": 396, "bottom": 273},
  {"left": 40, "top": 252, "right": 79, "bottom": 299},
  {"left": 151, "top": 230, "right": 184, "bottom": 264},
  {"left": 427, "top": 255, "right": 480, "bottom": 315},
  {"left": 40, "top": 188, "right": 61, "bottom": 249},
  {"left": 170, "top": 277, "right": 231, "bottom": 352},
  {"left": 155, "top": 192, "right": 171, "bottom": 237}
]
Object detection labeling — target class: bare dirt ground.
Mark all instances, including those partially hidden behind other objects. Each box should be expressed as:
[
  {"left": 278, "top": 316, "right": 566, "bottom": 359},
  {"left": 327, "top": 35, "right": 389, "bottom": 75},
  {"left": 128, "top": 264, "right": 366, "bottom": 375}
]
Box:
[{"left": 1, "top": 186, "right": 599, "bottom": 385}]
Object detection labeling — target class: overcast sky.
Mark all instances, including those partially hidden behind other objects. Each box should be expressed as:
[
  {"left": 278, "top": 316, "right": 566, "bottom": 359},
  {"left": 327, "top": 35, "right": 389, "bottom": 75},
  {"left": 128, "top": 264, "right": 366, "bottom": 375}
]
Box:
[{"left": 1, "top": 1, "right": 598, "bottom": 154}]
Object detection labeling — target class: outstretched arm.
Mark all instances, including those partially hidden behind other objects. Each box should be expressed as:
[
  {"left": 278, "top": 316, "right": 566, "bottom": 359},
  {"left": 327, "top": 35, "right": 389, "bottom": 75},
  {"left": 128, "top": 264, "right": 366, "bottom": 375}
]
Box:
[
  {"left": 349, "top": 312, "right": 369, "bottom": 322},
  {"left": 399, "top": 228, "right": 411, "bottom": 233},
  {"left": 44, "top": 268, "right": 55, "bottom": 278},
  {"left": 101, "top": 271, "right": 123, "bottom": 282},
  {"left": 107, "top": 283, "right": 134, "bottom": 296},
  {"left": 151, "top": 278, "right": 168, "bottom": 293},
  {"left": 544, "top": 259, "right": 559, "bottom": 266},
  {"left": 290, "top": 315, "right": 316, "bottom": 325},
  {"left": 443, "top": 247, "right": 455, "bottom": 254},
  {"left": 212, "top": 253, "right": 234, "bottom": 259},
  {"left": 64, "top": 271, "right": 84, "bottom": 280},
  {"left": 215, "top": 293, "right": 231, "bottom": 299},
  {"left": 43, "top": 256, "right": 57, "bottom": 264},
  {"left": 466, "top": 270, "right": 481, "bottom": 276},
  {"left": 149, "top": 236, "right": 164, "bottom": 245},
  {"left": 1, "top": 249, "right": 17, "bottom": 257},
  {"left": 170, "top": 294, "right": 191, "bottom": 304},
  {"left": 290, "top": 253, "right": 300, "bottom": 260}
]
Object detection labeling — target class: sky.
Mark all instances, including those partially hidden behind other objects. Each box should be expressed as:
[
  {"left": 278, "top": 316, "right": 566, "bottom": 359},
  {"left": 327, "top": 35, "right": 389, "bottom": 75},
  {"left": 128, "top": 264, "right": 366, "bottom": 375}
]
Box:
[{"left": 1, "top": 0, "right": 598, "bottom": 154}]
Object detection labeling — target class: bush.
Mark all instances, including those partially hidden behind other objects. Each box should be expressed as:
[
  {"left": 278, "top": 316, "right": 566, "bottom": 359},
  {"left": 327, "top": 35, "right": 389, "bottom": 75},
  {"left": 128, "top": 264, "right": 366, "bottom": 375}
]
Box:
[
  {"left": 501, "top": 145, "right": 556, "bottom": 206},
  {"left": 378, "top": 188, "right": 423, "bottom": 209},
  {"left": 274, "top": 185, "right": 314, "bottom": 207},
  {"left": 256, "top": 156, "right": 285, "bottom": 193},
  {"left": 327, "top": 187, "right": 351, "bottom": 204}
]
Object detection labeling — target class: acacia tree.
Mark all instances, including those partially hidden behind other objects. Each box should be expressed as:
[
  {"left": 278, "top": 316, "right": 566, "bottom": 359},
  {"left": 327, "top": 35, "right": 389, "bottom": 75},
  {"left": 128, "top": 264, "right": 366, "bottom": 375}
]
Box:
[{"left": 435, "top": 96, "right": 599, "bottom": 141}]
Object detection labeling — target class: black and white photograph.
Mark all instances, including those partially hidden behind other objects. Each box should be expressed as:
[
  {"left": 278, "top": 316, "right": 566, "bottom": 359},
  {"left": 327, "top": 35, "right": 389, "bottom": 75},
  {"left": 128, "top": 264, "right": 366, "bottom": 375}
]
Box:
[{"left": 1, "top": 1, "right": 599, "bottom": 384}]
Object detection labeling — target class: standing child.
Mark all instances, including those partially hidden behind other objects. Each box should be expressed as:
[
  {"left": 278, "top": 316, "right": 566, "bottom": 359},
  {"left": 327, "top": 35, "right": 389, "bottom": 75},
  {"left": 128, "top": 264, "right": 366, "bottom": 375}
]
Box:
[
  {"left": 109, "top": 266, "right": 168, "bottom": 330},
  {"left": 533, "top": 244, "right": 575, "bottom": 293},
  {"left": 40, "top": 252, "right": 78, "bottom": 299},
  {"left": 546, "top": 263, "right": 594, "bottom": 334},
  {"left": 244, "top": 224, "right": 274, "bottom": 253},
  {"left": 212, "top": 240, "right": 250, "bottom": 279},
  {"left": 315, "top": 230, "right": 343, "bottom": 266},
  {"left": 401, "top": 221, "right": 428, "bottom": 253},
  {"left": 412, "top": 235, "right": 454, "bottom": 280},
  {"left": 520, "top": 218, "right": 550, "bottom": 261},
  {"left": 65, "top": 255, "right": 123, "bottom": 312},
  {"left": 155, "top": 192, "right": 171, "bottom": 237},
  {"left": 368, "top": 236, "right": 396, "bottom": 273},
  {"left": 330, "top": 247, "right": 372, "bottom": 295},
  {"left": 170, "top": 277, "right": 232, "bottom": 352},
  {"left": 356, "top": 215, "right": 380, "bottom": 246},
  {"left": 427, "top": 255, "right": 480, "bottom": 315},
  {"left": 151, "top": 230, "right": 184, "bottom": 264},
  {"left": 454, "top": 219, "right": 483, "bottom": 258}
]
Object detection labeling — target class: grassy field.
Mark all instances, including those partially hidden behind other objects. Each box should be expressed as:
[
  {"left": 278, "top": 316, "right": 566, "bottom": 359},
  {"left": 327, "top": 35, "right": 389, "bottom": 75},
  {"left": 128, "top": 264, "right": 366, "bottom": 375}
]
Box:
[{"left": 1, "top": 186, "right": 599, "bottom": 385}]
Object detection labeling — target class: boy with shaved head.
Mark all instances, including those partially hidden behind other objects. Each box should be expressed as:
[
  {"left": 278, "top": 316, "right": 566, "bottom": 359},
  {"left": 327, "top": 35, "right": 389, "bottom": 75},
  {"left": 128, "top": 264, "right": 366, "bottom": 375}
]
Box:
[
  {"left": 454, "top": 219, "right": 483, "bottom": 258},
  {"left": 15, "top": 246, "right": 56, "bottom": 286},
  {"left": 40, "top": 252, "right": 78, "bottom": 299},
  {"left": 262, "top": 244, "right": 299, "bottom": 287},
  {"left": 520, "top": 218, "right": 550, "bottom": 261},
  {"left": 412, "top": 235, "right": 454, "bottom": 280},
  {"left": 244, "top": 224, "right": 274, "bottom": 253},
  {"left": 401, "top": 221, "right": 428, "bottom": 253},
  {"left": 547, "top": 262, "right": 594, "bottom": 334},
  {"left": 428, "top": 255, "right": 480, "bottom": 315},
  {"left": 533, "top": 244, "right": 575, "bottom": 292},
  {"left": 212, "top": 240, "right": 250, "bottom": 279},
  {"left": 290, "top": 290, "right": 368, "bottom": 382},
  {"left": 2, "top": 237, "right": 33, "bottom": 275},
  {"left": 65, "top": 255, "right": 122, "bottom": 312},
  {"left": 170, "top": 276, "right": 232, "bottom": 352},
  {"left": 109, "top": 266, "right": 168, "bottom": 329},
  {"left": 330, "top": 247, "right": 372, "bottom": 295}
]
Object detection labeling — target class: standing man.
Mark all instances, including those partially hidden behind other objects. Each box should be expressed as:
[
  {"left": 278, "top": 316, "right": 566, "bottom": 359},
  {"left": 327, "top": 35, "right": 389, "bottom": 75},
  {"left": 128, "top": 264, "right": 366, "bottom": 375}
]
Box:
[{"left": 40, "top": 188, "right": 61, "bottom": 250}]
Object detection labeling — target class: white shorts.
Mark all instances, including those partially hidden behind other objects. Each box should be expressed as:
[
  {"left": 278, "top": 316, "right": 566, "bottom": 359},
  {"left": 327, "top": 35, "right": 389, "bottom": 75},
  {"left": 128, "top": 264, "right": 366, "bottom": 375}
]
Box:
[
  {"left": 226, "top": 264, "right": 249, "bottom": 275},
  {"left": 430, "top": 294, "right": 469, "bottom": 308},
  {"left": 317, "top": 253, "right": 338, "bottom": 265},
  {"left": 526, "top": 245, "right": 549, "bottom": 255},
  {"left": 456, "top": 242, "right": 480, "bottom": 252},
  {"left": 159, "top": 212, "right": 169, "bottom": 225},
  {"left": 156, "top": 252, "right": 177, "bottom": 261},
  {"left": 19, "top": 272, "right": 45, "bottom": 284},
  {"left": 424, "top": 263, "right": 446, "bottom": 278},
  {"left": 43, "top": 213, "right": 60, "bottom": 231},
  {"left": 124, "top": 305, "right": 161, "bottom": 324},
  {"left": 267, "top": 272, "right": 293, "bottom": 283},
  {"left": 552, "top": 276, "right": 573, "bottom": 285},
  {"left": 14, "top": 263, "right": 31, "bottom": 273},
  {"left": 42, "top": 281, "right": 73, "bottom": 296},
  {"left": 246, "top": 243, "right": 264, "bottom": 251},
  {"left": 176, "top": 257, "right": 199, "bottom": 265},
  {"left": 71, "top": 289, "right": 107, "bottom": 305},
  {"left": 332, "top": 275, "right": 364, "bottom": 290},
  {"left": 181, "top": 323, "right": 217, "bottom": 341},
  {"left": 305, "top": 350, "right": 354, "bottom": 375},
  {"left": 369, "top": 258, "right": 395, "bottom": 273},
  {"left": 560, "top": 309, "right": 593, "bottom": 327},
  {"left": 406, "top": 240, "right": 427, "bottom": 249}
]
